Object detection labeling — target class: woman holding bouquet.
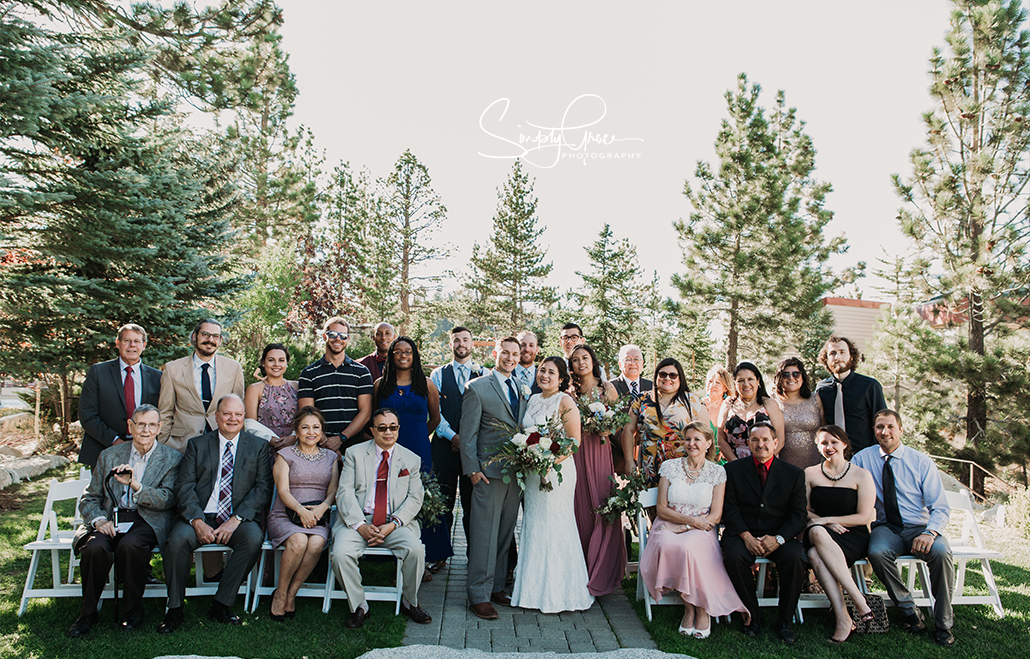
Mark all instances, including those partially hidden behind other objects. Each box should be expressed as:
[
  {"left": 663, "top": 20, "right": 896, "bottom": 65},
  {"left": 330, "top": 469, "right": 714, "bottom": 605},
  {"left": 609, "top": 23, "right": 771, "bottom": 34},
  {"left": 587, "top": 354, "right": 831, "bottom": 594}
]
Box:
[
  {"left": 622, "top": 358, "right": 710, "bottom": 485},
  {"left": 510, "top": 356, "right": 594, "bottom": 612},
  {"left": 568, "top": 344, "right": 627, "bottom": 596},
  {"left": 639, "top": 421, "right": 749, "bottom": 638}
]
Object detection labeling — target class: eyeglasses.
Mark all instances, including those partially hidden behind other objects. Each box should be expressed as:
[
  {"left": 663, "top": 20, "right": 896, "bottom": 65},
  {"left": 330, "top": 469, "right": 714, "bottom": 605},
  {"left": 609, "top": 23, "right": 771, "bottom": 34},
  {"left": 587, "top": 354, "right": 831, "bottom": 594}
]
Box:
[
  {"left": 325, "top": 330, "right": 349, "bottom": 340},
  {"left": 131, "top": 422, "right": 160, "bottom": 432},
  {"left": 559, "top": 334, "right": 583, "bottom": 342},
  {"left": 657, "top": 371, "right": 679, "bottom": 380},
  {"left": 622, "top": 357, "right": 643, "bottom": 364},
  {"left": 374, "top": 424, "right": 400, "bottom": 433},
  {"left": 394, "top": 350, "right": 413, "bottom": 357},
  {"left": 199, "top": 331, "right": 222, "bottom": 340},
  {"left": 781, "top": 371, "right": 803, "bottom": 380}
]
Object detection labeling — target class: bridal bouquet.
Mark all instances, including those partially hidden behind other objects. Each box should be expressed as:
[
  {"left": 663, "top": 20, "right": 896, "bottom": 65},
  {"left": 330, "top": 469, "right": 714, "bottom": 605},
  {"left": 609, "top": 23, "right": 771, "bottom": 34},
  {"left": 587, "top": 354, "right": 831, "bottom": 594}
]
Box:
[
  {"left": 592, "top": 470, "right": 648, "bottom": 532},
  {"left": 485, "top": 413, "right": 577, "bottom": 492},
  {"left": 576, "top": 395, "right": 631, "bottom": 441},
  {"left": 415, "top": 472, "right": 447, "bottom": 527}
]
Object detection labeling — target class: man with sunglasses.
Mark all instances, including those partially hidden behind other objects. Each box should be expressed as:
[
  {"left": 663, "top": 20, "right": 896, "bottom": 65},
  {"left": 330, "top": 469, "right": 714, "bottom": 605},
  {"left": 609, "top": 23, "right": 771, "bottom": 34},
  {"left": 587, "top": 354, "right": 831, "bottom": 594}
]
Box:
[
  {"left": 297, "top": 317, "right": 374, "bottom": 454},
  {"left": 331, "top": 408, "right": 430, "bottom": 629}
]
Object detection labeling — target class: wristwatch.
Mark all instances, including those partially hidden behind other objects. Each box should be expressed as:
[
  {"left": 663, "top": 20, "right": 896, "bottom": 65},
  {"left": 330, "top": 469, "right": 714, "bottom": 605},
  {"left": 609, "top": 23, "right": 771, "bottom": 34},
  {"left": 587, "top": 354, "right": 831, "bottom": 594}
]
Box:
[
  {"left": 775, "top": 535, "right": 785, "bottom": 546},
  {"left": 233, "top": 514, "right": 245, "bottom": 522},
  {"left": 922, "top": 530, "right": 937, "bottom": 538},
  {"left": 391, "top": 516, "right": 403, "bottom": 527}
]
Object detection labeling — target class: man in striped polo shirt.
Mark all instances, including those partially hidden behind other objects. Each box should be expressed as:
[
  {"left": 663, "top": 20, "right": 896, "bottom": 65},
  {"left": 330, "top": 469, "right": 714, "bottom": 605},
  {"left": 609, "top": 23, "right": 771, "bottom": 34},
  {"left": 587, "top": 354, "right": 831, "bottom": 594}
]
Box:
[{"left": 297, "top": 317, "right": 374, "bottom": 453}]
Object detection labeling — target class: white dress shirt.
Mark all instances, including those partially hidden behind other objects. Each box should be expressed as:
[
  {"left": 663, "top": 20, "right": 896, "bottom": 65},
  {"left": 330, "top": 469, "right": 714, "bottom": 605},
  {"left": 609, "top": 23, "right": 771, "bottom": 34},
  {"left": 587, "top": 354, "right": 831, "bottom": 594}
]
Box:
[{"left": 203, "top": 433, "right": 239, "bottom": 514}]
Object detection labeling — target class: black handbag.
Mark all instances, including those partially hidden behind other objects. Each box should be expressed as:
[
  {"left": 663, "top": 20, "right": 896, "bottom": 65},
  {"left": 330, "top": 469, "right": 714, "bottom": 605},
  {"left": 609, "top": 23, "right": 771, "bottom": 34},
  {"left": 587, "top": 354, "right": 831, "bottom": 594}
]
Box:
[
  {"left": 287, "top": 501, "right": 327, "bottom": 527},
  {"left": 846, "top": 592, "right": 889, "bottom": 633}
]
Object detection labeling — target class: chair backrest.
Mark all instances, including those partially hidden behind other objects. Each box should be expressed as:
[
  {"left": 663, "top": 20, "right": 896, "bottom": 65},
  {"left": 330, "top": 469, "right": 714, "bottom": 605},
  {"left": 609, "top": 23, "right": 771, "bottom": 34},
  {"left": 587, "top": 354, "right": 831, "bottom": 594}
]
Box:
[
  {"left": 945, "top": 489, "right": 983, "bottom": 549},
  {"left": 639, "top": 487, "right": 659, "bottom": 508},
  {"left": 36, "top": 477, "right": 90, "bottom": 542}
]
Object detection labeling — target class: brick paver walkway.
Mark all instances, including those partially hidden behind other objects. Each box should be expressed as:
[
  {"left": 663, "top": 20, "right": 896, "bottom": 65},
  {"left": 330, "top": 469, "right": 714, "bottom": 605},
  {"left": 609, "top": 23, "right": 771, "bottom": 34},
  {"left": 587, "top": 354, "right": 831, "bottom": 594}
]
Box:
[{"left": 403, "top": 507, "right": 656, "bottom": 652}]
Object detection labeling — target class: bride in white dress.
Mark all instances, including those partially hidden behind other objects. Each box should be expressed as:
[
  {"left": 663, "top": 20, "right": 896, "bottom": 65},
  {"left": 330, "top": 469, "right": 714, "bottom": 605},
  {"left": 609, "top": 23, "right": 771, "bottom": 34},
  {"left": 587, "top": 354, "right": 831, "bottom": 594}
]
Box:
[{"left": 511, "top": 356, "right": 595, "bottom": 613}]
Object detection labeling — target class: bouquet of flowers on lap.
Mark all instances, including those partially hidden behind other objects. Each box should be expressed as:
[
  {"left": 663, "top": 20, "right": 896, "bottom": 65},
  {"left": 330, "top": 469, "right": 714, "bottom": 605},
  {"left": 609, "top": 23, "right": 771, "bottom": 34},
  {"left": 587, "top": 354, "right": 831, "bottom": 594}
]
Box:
[
  {"left": 593, "top": 469, "right": 648, "bottom": 532},
  {"left": 576, "top": 394, "right": 632, "bottom": 442},
  {"left": 416, "top": 472, "right": 447, "bottom": 527},
  {"left": 485, "top": 413, "right": 577, "bottom": 492}
]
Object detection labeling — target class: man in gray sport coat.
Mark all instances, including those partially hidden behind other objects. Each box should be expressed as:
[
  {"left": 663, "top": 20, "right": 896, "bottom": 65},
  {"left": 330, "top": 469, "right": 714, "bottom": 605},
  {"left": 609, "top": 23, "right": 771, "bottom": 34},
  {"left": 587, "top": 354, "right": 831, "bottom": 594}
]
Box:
[
  {"left": 68, "top": 404, "right": 181, "bottom": 637},
  {"left": 158, "top": 394, "right": 272, "bottom": 633},
  {"left": 460, "top": 336, "right": 528, "bottom": 620}
]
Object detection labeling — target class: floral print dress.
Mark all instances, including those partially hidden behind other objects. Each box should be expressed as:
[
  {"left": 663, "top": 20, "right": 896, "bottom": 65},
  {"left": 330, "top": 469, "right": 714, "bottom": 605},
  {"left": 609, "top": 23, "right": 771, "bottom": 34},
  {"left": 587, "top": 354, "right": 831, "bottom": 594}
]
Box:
[{"left": 630, "top": 390, "right": 707, "bottom": 486}]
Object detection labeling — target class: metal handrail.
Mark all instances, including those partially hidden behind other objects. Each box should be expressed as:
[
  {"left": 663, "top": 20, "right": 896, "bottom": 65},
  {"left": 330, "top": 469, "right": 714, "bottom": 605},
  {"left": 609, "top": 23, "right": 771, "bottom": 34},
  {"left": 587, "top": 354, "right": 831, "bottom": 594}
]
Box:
[{"left": 927, "top": 454, "right": 1020, "bottom": 502}]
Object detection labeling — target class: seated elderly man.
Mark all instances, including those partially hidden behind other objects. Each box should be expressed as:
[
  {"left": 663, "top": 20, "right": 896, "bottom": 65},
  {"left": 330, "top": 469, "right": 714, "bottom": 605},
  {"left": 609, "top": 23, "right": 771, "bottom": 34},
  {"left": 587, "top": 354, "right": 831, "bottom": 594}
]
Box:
[
  {"left": 330, "top": 407, "right": 430, "bottom": 629},
  {"left": 852, "top": 409, "right": 956, "bottom": 647},
  {"left": 68, "top": 404, "right": 181, "bottom": 637}
]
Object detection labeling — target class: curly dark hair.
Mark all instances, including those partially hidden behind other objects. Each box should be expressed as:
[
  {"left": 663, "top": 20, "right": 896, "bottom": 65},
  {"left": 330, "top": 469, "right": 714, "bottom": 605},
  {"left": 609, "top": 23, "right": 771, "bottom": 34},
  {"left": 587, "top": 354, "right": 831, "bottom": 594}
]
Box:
[
  {"left": 818, "top": 335, "right": 861, "bottom": 373},
  {"left": 376, "top": 336, "right": 429, "bottom": 400},
  {"left": 569, "top": 344, "right": 603, "bottom": 395},
  {"left": 774, "top": 356, "right": 812, "bottom": 398},
  {"left": 539, "top": 356, "right": 570, "bottom": 392}
]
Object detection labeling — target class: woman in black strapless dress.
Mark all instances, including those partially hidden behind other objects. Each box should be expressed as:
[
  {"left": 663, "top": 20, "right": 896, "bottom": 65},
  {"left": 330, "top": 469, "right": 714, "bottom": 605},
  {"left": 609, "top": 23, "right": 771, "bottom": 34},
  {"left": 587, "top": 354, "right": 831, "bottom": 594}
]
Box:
[{"left": 803, "top": 425, "right": 877, "bottom": 644}]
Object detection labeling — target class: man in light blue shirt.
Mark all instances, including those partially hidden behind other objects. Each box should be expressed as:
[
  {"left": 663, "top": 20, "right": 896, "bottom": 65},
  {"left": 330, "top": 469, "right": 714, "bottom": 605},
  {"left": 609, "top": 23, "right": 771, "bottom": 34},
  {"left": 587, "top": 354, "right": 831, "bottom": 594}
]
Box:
[{"left": 851, "top": 409, "right": 955, "bottom": 647}]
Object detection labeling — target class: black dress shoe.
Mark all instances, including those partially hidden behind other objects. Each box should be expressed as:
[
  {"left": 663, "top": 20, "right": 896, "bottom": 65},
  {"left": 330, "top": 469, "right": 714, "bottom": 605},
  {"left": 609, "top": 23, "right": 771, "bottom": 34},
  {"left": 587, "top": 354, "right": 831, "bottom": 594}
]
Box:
[
  {"left": 776, "top": 621, "right": 797, "bottom": 645},
  {"left": 400, "top": 602, "right": 432, "bottom": 624},
  {"left": 157, "top": 607, "right": 183, "bottom": 634},
  {"left": 118, "top": 608, "right": 144, "bottom": 631},
  {"left": 345, "top": 607, "right": 370, "bottom": 629},
  {"left": 146, "top": 573, "right": 163, "bottom": 585},
  {"left": 207, "top": 601, "right": 241, "bottom": 625},
  {"left": 67, "top": 612, "right": 99, "bottom": 638},
  {"left": 743, "top": 620, "right": 761, "bottom": 638},
  {"left": 934, "top": 626, "right": 956, "bottom": 647},
  {"left": 902, "top": 611, "right": 926, "bottom": 634}
]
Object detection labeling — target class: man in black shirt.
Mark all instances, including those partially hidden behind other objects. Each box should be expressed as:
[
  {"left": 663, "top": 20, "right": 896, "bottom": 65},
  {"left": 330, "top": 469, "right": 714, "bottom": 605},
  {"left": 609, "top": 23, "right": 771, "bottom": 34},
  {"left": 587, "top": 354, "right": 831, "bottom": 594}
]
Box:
[{"left": 815, "top": 335, "right": 887, "bottom": 454}]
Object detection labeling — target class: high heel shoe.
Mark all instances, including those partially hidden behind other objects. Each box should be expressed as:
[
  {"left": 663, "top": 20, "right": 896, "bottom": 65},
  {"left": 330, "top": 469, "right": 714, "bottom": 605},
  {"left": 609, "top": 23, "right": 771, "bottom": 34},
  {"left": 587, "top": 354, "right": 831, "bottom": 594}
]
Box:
[
  {"left": 678, "top": 624, "right": 694, "bottom": 636},
  {"left": 269, "top": 590, "right": 287, "bottom": 622},
  {"left": 693, "top": 625, "right": 711, "bottom": 639},
  {"left": 827, "top": 625, "right": 856, "bottom": 644},
  {"left": 859, "top": 609, "right": 875, "bottom": 624}
]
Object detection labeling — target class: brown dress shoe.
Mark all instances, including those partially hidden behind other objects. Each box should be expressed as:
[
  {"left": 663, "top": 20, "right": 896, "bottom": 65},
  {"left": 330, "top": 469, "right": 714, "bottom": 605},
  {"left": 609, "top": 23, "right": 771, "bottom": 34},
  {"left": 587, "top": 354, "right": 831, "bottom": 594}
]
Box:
[
  {"left": 345, "top": 607, "right": 370, "bottom": 629},
  {"left": 490, "top": 590, "right": 512, "bottom": 607},
  {"left": 469, "top": 602, "right": 498, "bottom": 620},
  {"left": 401, "top": 602, "right": 432, "bottom": 624}
]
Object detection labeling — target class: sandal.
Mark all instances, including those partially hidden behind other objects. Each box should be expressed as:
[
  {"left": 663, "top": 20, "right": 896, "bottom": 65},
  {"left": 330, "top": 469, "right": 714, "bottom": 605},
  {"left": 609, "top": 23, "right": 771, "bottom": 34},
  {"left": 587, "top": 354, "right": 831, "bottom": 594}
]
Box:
[
  {"left": 677, "top": 625, "right": 694, "bottom": 636},
  {"left": 693, "top": 626, "right": 711, "bottom": 639}
]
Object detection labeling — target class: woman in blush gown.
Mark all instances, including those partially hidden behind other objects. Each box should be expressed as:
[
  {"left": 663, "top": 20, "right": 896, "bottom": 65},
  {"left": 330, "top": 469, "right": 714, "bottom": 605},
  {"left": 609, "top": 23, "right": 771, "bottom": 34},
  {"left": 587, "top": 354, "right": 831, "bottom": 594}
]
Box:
[
  {"left": 639, "top": 421, "right": 749, "bottom": 639},
  {"left": 372, "top": 336, "right": 447, "bottom": 576},
  {"left": 803, "top": 425, "right": 876, "bottom": 643},
  {"left": 568, "top": 344, "right": 627, "bottom": 596},
  {"left": 511, "top": 356, "right": 594, "bottom": 613}
]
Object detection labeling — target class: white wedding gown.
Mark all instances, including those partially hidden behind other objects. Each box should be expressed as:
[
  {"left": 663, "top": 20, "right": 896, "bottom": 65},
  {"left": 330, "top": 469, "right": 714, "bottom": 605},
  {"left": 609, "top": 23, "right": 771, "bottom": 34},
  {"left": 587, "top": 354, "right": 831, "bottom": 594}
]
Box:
[{"left": 510, "top": 392, "right": 595, "bottom": 613}]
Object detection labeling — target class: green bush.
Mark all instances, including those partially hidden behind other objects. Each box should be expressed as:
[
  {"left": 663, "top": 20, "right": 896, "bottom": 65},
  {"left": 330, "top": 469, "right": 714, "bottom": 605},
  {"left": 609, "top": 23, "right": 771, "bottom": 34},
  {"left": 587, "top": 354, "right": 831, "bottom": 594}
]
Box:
[{"left": 1008, "top": 487, "right": 1030, "bottom": 541}]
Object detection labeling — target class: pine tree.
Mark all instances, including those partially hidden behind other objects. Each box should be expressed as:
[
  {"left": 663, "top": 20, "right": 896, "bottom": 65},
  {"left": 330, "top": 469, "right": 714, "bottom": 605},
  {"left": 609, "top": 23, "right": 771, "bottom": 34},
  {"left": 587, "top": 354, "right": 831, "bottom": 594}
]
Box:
[
  {"left": 573, "top": 224, "right": 641, "bottom": 369},
  {"left": 673, "top": 73, "right": 857, "bottom": 368},
  {"left": 892, "top": 0, "right": 1030, "bottom": 490},
  {"left": 468, "top": 161, "right": 556, "bottom": 332}
]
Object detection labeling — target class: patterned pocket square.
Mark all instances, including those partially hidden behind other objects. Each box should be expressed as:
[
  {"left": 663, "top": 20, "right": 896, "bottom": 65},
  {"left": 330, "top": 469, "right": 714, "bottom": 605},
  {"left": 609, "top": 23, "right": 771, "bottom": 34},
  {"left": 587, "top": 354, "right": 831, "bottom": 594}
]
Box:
[{"left": 398, "top": 468, "right": 410, "bottom": 477}]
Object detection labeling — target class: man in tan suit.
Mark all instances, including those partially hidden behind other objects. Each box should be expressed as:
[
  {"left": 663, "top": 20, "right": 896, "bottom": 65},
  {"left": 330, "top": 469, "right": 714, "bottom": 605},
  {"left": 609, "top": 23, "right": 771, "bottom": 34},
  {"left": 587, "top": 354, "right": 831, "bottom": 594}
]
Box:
[
  {"left": 330, "top": 408, "right": 430, "bottom": 629},
  {"left": 158, "top": 318, "right": 245, "bottom": 453}
]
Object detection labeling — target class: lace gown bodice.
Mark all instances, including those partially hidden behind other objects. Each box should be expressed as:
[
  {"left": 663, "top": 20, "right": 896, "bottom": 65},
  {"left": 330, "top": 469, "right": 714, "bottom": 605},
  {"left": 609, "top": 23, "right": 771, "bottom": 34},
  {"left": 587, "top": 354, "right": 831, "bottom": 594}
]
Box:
[{"left": 660, "top": 458, "right": 726, "bottom": 518}]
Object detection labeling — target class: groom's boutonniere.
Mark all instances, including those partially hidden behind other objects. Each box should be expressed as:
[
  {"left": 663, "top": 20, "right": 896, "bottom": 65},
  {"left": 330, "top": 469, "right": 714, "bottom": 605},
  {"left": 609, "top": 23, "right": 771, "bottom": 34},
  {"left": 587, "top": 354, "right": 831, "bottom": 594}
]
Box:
[{"left": 521, "top": 384, "right": 532, "bottom": 398}]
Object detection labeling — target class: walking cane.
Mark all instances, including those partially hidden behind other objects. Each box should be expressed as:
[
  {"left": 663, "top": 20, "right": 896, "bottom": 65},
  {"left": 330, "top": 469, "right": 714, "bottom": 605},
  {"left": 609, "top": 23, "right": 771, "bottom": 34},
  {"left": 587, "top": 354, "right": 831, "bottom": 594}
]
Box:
[{"left": 104, "top": 469, "right": 124, "bottom": 622}]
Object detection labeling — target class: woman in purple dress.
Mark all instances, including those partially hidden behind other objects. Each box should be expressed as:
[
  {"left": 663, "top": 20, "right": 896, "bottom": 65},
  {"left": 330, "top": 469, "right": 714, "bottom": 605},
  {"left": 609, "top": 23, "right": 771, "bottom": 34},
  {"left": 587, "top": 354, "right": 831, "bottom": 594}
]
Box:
[
  {"left": 568, "top": 344, "right": 627, "bottom": 596},
  {"left": 372, "top": 337, "right": 447, "bottom": 575},
  {"left": 245, "top": 343, "right": 298, "bottom": 439},
  {"left": 266, "top": 407, "right": 339, "bottom": 620}
]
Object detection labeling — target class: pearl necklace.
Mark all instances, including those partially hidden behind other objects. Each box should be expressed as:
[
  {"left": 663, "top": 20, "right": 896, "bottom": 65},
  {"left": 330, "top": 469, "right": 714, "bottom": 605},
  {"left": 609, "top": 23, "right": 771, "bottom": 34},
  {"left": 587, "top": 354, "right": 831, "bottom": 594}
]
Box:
[
  {"left": 821, "top": 461, "right": 850, "bottom": 482},
  {"left": 684, "top": 462, "right": 704, "bottom": 480}
]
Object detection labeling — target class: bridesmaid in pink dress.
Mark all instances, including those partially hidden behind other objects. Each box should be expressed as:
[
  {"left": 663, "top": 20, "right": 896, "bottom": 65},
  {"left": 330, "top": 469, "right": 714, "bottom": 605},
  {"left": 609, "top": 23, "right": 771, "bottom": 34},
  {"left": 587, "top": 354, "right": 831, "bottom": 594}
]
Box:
[
  {"left": 640, "top": 421, "right": 749, "bottom": 639},
  {"left": 568, "top": 344, "right": 627, "bottom": 596}
]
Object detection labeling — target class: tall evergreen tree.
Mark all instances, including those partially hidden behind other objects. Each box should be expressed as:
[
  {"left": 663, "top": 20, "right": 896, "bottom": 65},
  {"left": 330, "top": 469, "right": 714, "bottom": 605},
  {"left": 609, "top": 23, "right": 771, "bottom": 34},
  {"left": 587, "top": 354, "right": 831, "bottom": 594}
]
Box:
[
  {"left": 673, "top": 73, "right": 857, "bottom": 368},
  {"left": 573, "top": 223, "right": 641, "bottom": 369},
  {"left": 382, "top": 149, "right": 449, "bottom": 320},
  {"left": 892, "top": 0, "right": 1030, "bottom": 489},
  {"left": 468, "top": 161, "right": 556, "bottom": 332}
]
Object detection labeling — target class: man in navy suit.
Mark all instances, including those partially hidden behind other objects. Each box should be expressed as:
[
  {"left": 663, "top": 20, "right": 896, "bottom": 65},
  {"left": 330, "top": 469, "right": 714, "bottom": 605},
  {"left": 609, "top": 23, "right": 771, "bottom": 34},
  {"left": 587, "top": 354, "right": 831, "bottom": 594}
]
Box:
[
  {"left": 78, "top": 323, "right": 163, "bottom": 468},
  {"left": 609, "top": 344, "right": 652, "bottom": 474}
]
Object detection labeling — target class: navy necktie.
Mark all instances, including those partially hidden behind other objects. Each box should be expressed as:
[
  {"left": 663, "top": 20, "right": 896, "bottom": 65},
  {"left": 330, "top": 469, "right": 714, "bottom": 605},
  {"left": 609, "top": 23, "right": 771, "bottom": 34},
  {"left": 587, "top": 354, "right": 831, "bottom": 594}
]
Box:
[
  {"left": 883, "top": 455, "right": 904, "bottom": 532},
  {"left": 505, "top": 378, "right": 519, "bottom": 417},
  {"left": 201, "top": 363, "right": 212, "bottom": 432}
]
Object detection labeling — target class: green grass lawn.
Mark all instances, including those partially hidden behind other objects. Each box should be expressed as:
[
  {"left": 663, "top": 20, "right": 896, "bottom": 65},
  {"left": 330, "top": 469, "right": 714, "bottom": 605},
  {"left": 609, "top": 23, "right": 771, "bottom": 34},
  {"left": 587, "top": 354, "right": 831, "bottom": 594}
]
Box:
[
  {"left": 0, "top": 464, "right": 405, "bottom": 659},
  {"left": 623, "top": 526, "right": 1030, "bottom": 659}
]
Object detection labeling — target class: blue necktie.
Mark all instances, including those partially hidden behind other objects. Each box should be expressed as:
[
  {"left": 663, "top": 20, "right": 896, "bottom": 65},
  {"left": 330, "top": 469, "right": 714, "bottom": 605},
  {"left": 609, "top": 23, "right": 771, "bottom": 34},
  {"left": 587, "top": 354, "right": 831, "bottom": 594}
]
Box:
[
  {"left": 505, "top": 378, "right": 519, "bottom": 417},
  {"left": 456, "top": 364, "right": 466, "bottom": 390}
]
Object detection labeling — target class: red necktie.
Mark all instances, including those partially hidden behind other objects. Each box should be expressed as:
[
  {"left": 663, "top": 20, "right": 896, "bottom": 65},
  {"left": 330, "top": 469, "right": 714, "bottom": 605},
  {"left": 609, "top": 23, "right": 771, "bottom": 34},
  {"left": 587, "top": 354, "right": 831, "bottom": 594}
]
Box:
[
  {"left": 373, "top": 450, "right": 390, "bottom": 526},
  {"left": 757, "top": 461, "right": 768, "bottom": 488},
  {"left": 124, "top": 366, "right": 136, "bottom": 420}
]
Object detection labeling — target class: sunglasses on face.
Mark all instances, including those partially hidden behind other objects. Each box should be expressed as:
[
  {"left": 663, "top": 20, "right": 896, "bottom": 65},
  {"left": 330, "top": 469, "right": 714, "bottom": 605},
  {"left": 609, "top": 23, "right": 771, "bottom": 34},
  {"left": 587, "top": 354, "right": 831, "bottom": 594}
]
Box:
[
  {"left": 781, "top": 371, "right": 803, "bottom": 380},
  {"left": 375, "top": 424, "right": 400, "bottom": 433},
  {"left": 325, "top": 331, "right": 349, "bottom": 340},
  {"left": 657, "top": 371, "right": 679, "bottom": 380}
]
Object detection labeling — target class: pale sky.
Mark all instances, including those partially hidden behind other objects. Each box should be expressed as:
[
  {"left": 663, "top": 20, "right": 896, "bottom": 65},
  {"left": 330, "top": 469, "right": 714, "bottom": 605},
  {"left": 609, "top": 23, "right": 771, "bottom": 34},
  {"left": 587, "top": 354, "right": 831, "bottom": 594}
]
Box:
[{"left": 277, "top": 0, "right": 954, "bottom": 302}]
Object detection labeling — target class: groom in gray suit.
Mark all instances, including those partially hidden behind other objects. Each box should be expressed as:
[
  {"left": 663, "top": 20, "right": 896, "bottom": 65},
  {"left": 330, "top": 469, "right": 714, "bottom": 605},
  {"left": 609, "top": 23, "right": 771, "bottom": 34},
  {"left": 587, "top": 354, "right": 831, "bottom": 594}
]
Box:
[{"left": 460, "top": 336, "right": 528, "bottom": 620}]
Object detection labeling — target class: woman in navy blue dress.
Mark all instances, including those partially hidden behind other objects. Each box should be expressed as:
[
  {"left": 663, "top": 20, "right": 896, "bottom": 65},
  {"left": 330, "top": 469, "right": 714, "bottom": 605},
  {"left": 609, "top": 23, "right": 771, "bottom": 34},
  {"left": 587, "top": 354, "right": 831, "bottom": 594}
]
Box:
[{"left": 372, "top": 336, "right": 447, "bottom": 574}]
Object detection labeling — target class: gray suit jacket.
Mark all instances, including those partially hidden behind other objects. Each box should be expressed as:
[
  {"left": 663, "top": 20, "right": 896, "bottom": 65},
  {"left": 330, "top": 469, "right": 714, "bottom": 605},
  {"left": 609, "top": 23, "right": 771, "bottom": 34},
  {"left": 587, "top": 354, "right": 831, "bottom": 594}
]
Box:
[
  {"left": 78, "top": 359, "right": 162, "bottom": 467},
  {"left": 175, "top": 430, "right": 272, "bottom": 524},
  {"left": 609, "top": 377, "right": 653, "bottom": 398},
  {"left": 459, "top": 373, "right": 528, "bottom": 480},
  {"left": 335, "top": 440, "right": 424, "bottom": 532},
  {"left": 76, "top": 441, "right": 182, "bottom": 550}
]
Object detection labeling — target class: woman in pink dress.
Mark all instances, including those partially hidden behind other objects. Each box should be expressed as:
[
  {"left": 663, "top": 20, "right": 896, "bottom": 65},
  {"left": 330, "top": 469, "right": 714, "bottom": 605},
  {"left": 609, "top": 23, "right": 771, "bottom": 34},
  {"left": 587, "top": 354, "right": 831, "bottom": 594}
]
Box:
[
  {"left": 568, "top": 344, "right": 627, "bottom": 596},
  {"left": 640, "top": 421, "right": 749, "bottom": 639}
]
